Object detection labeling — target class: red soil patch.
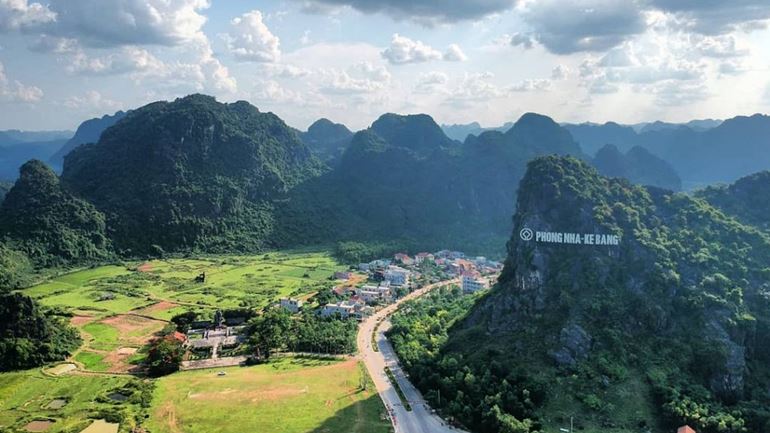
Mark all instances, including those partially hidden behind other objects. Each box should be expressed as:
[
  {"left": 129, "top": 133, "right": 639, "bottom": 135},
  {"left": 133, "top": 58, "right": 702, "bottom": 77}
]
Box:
[
  {"left": 137, "top": 262, "right": 153, "bottom": 272},
  {"left": 70, "top": 315, "right": 95, "bottom": 326},
  {"left": 135, "top": 300, "right": 178, "bottom": 315},
  {"left": 93, "top": 314, "right": 166, "bottom": 373}
]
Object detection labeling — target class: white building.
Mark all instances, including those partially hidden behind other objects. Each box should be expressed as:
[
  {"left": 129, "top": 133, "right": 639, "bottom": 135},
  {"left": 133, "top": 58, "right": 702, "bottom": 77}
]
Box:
[
  {"left": 462, "top": 273, "right": 489, "bottom": 293},
  {"left": 357, "top": 284, "right": 393, "bottom": 304},
  {"left": 320, "top": 300, "right": 373, "bottom": 320},
  {"left": 279, "top": 298, "right": 303, "bottom": 313},
  {"left": 384, "top": 265, "right": 410, "bottom": 287}
]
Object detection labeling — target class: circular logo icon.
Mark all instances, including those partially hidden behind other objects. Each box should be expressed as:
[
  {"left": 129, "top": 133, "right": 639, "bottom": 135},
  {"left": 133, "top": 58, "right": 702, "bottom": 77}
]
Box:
[{"left": 520, "top": 228, "right": 534, "bottom": 241}]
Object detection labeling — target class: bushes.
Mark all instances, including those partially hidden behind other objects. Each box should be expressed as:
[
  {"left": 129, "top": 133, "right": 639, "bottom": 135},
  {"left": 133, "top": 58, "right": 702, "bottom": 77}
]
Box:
[{"left": 0, "top": 293, "right": 81, "bottom": 371}]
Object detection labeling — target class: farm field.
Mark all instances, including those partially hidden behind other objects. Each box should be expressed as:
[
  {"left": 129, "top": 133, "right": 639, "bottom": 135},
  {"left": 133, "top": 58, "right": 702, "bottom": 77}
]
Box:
[
  {"left": 20, "top": 250, "right": 347, "bottom": 373},
  {"left": 24, "top": 250, "right": 345, "bottom": 317},
  {"left": 0, "top": 368, "right": 149, "bottom": 433},
  {"left": 147, "top": 357, "right": 392, "bottom": 433}
]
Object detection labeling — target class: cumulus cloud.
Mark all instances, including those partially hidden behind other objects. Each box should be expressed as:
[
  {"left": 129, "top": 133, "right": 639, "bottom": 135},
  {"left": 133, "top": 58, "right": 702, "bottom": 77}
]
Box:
[
  {"left": 0, "top": 61, "right": 43, "bottom": 102},
  {"left": 224, "top": 10, "right": 281, "bottom": 63},
  {"left": 414, "top": 71, "right": 449, "bottom": 94},
  {"left": 381, "top": 34, "right": 442, "bottom": 64},
  {"left": 509, "top": 78, "right": 551, "bottom": 92},
  {"left": 443, "top": 44, "right": 468, "bottom": 62},
  {"left": 252, "top": 80, "right": 305, "bottom": 105},
  {"left": 649, "top": 0, "right": 770, "bottom": 34},
  {"left": 382, "top": 34, "right": 467, "bottom": 65},
  {"left": 577, "top": 24, "right": 717, "bottom": 106},
  {"left": 35, "top": 0, "right": 211, "bottom": 48},
  {"left": 261, "top": 63, "right": 312, "bottom": 79},
  {"left": 690, "top": 34, "right": 749, "bottom": 58},
  {"left": 520, "top": 0, "right": 647, "bottom": 54},
  {"left": 446, "top": 72, "right": 506, "bottom": 106},
  {"left": 321, "top": 61, "right": 391, "bottom": 94},
  {"left": 62, "top": 90, "right": 119, "bottom": 109},
  {"left": 67, "top": 46, "right": 166, "bottom": 76},
  {"left": 0, "top": 0, "right": 55, "bottom": 32},
  {"left": 297, "top": 0, "right": 516, "bottom": 24}
]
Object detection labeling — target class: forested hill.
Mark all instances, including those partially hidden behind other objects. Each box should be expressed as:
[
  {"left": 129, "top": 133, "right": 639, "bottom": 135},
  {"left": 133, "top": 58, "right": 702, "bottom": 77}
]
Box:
[
  {"left": 426, "top": 156, "right": 770, "bottom": 433},
  {"left": 300, "top": 118, "right": 353, "bottom": 164},
  {"left": 61, "top": 94, "right": 324, "bottom": 255},
  {"left": 277, "top": 111, "right": 583, "bottom": 255},
  {"left": 49, "top": 111, "right": 127, "bottom": 171},
  {"left": 697, "top": 170, "right": 770, "bottom": 232},
  {"left": 592, "top": 144, "right": 682, "bottom": 191},
  {"left": 0, "top": 160, "right": 111, "bottom": 268},
  {"left": 566, "top": 114, "right": 770, "bottom": 188}
]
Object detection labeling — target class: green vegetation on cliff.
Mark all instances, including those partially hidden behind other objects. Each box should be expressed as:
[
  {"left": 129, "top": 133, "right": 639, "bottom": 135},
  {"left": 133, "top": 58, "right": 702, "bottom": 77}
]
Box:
[
  {"left": 0, "top": 292, "right": 81, "bottom": 371},
  {"left": 61, "top": 95, "right": 324, "bottom": 255},
  {"left": 393, "top": 156, "right": 770, "bottom": 433},
  {"left": 0, "top": 160, "right": 111, "bottom": 269},
  {"left": 279, "top": 112, "right": 583, "bottom": 256},
  {"left": 697, "top": 170, "right": 770, "bottom": 232}
]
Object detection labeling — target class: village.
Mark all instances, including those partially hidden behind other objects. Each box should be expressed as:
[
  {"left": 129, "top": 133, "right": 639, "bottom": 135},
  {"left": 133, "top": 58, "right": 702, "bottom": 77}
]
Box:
[{"left": 173, "top": 250, "right": 503, "bottom": 367}]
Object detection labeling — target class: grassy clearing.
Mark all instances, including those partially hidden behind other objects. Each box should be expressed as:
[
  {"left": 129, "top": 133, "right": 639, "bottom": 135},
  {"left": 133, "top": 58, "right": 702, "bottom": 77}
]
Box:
[
  {"left": 147, "top": 357, "right": 392, "bottom": 433},
  {"left": 82, "top": 323, "right": 120, "bottom": 351},
  {"left": 24, "top": 250, "right": 345, "bottom": 317},
  {"left": 74, "top": 351, "right": 110, "bottom": 372},
  {"left": 0, "top": 369, "right": 145, "bottom": 433}
]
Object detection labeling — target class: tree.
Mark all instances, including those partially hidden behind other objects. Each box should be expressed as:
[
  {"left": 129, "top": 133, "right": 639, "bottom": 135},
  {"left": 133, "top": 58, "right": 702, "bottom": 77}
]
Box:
[
  {"left": 146, "top": 337, "right": 185, "bottom": 377},
  {"left": 248, "top": 308, "right": 292, "bottom": 360}
]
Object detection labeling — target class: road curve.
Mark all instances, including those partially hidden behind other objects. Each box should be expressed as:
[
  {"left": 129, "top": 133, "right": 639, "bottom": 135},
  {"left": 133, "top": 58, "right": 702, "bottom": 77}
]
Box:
[{"left": 357, "top": 280, "right": 468, "bottom": 433}]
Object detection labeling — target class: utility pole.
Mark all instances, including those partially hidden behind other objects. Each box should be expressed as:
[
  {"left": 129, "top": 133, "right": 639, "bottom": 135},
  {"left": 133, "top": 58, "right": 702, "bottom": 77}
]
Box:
[{"left": 570, "top": 416, "right": 574, "bottom": 433}]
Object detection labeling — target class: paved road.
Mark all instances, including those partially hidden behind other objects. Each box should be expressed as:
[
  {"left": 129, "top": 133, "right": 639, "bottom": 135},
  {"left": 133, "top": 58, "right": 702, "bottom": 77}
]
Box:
[{"left": 357, "top": 280, "right": 468, "bottom": 433}]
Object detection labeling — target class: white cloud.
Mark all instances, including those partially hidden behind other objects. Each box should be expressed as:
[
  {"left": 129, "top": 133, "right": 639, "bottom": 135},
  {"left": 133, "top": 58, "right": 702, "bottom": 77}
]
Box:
[
  {"left": 28, "top": 35, "right": 78, "bottom": 53},
  {"left": 40, "top": 0, "right": 211, "bottom": 48},
  {"left": 381, "top": 34, "right": 442, "bottom": 64},
  {"left": 446, "top": 72, "right": 506, "bottom": 106},
  {"left": 62, "top": 90, "right": 119, "bottom": 109},
  {"left": 67, "top": 46, "right": 166, "bottom": 76},
  {"left": 414, "top": 71, "right": 449, "bottom": 93},
  {"left": 381, "top": 34, "right": 468, "bottom": 65},
  {"left": 321, "top": 61, "right": 391, "bottom": 94},
  {"left": 690, "top": 34, "right": 749, "bottom": 58},
  {"left": 252, "top": 80, "right": 305, "bottom": 105},
  {"left": 510, "top": 78, "right": 552, "bottom": 92},
  {"left": 551, "top": 64, "right": 570, "bottom": 80},
  {"left": 443, "top": 44, "right": 467, "bottom": 62},
  {"left": 520, "top": 0, "right": 647, "bottom": 54},
  {"left": 0, "top": 61, "right": 43, "bottom": 102},
  {"left": 0, "top": 0, "right": 55, "bottom": 32},
  {"left": 261, "top": 63, "right": 312, "bottom": 79},
  {"left": 224, "top": 10, "right": 281, "bottom": 63}
]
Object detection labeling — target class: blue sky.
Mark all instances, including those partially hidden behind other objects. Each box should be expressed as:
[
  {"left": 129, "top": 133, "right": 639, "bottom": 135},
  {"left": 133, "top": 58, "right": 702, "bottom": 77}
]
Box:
[{"left": 1, "top": 0, "right": 770, "bottom": 131}]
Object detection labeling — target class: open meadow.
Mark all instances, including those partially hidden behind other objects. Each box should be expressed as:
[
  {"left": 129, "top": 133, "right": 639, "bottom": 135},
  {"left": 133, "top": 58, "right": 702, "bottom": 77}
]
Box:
[
  {"left": 0, "top": 368, "right": 149, "bottom": 433},
  {"left": 20, "top": 250, "right": 346, "bottom": 373},
  {"left": 147, "top": 357, "right": 392, "bottom": 433}
]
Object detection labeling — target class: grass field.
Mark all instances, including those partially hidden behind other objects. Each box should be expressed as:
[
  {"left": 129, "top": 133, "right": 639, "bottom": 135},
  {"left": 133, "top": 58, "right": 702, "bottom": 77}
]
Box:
[
  {"left": 147, "top": 357, "right": 393, "bottom": 433},
  {"left": 20, "top": 250, "right": 348, "bottom": 373},
  {"left": 24, "top": 250, "right": 345, "bottom": 318},
  {"left": 3, "top": 250, "right": 385, "bottom": 433},
  {"left": 0, "top": 369, "right": 147, "bottom": 433}
]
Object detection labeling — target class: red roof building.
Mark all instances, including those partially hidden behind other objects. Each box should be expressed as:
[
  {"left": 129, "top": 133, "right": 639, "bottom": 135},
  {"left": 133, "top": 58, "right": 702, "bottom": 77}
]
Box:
[{"left": 677, "top": 426, "right": 696, "bottom": 433}]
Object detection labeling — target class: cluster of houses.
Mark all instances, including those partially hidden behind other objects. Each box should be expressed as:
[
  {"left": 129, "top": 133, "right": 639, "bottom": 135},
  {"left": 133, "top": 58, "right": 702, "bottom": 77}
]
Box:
[{"left": 277, "top": 249, "right": 502, "bottom": 320}]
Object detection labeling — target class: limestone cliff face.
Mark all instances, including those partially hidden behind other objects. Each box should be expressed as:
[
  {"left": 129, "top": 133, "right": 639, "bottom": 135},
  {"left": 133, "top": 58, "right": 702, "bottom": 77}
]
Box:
[{"left": 458, "top": 156, "right": 770, "bottom": 406}]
